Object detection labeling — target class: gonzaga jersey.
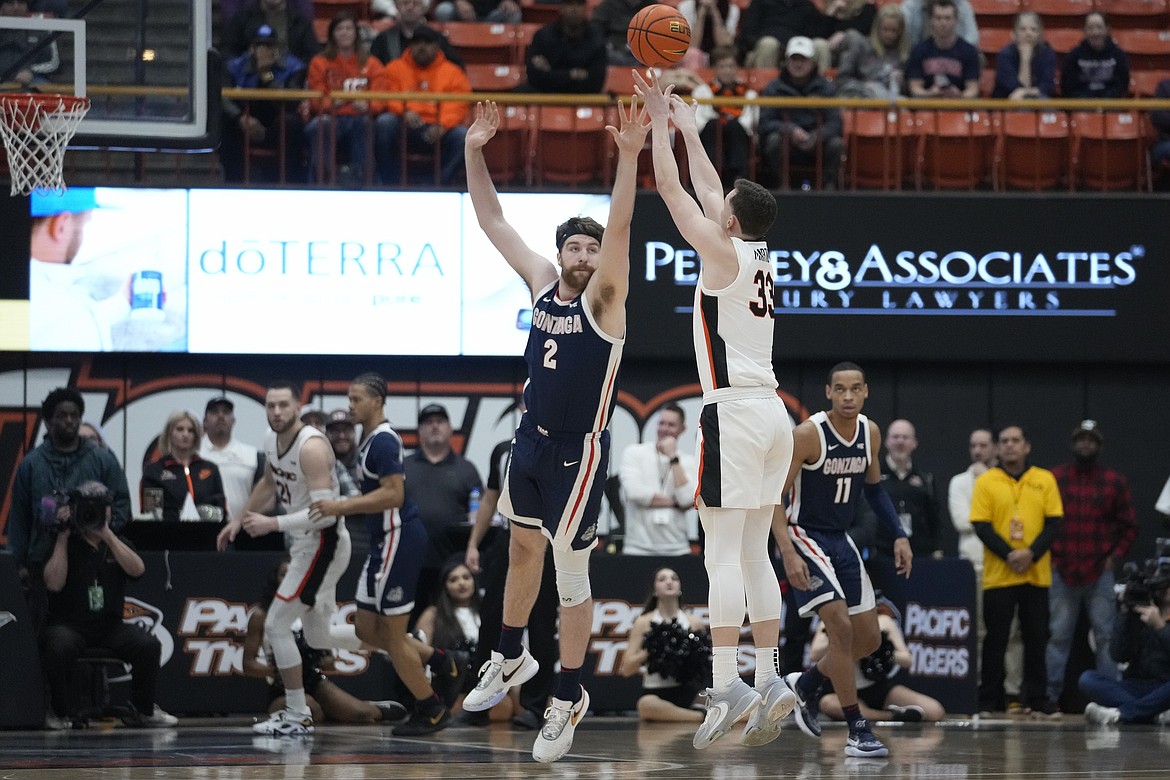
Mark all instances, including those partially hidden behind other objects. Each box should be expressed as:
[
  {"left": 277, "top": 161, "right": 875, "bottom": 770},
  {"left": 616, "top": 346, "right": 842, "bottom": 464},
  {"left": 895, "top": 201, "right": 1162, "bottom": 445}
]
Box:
[
  {"left": 355, "top": 422, "right": 421, "bottom": 539},
  {"left": 693, "top": 237, "right": 778, "bottom": 397},
  {"left": 523, "top": 280, "right": 623, "bottom": 435},
  {"left": 791, "top": 412, "right": 871, "bottom": 533}
]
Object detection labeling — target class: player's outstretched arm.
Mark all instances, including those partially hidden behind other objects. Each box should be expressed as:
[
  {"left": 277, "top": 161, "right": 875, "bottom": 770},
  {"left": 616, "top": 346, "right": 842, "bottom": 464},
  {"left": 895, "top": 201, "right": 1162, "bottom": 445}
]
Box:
[
  {"left": 668, "top": 94, "right": 724, "bottom": 218},
  {"left": 465, "top": 101, "right": 556, "bottom": 294},
  {"left": 590, "top": 95, "right": 650, "bottom": 334}
]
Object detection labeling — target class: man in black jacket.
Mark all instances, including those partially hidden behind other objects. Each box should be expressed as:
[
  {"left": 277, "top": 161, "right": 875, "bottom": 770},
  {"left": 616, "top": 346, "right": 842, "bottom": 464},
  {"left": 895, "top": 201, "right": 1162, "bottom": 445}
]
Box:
[{"left": 521, "top": 0, "right": 606, "bottom": 94}]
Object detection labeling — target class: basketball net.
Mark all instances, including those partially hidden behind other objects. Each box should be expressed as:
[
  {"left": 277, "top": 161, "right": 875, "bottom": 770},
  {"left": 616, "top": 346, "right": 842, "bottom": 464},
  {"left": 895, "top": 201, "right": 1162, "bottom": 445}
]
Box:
[{"left": 0, "top": 93, "right": 90, "bottom": 195}]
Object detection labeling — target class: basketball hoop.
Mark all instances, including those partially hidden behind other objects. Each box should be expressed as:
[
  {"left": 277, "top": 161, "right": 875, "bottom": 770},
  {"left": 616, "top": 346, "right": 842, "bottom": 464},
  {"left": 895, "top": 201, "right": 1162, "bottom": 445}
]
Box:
[{"left": 0, "top": 93, "right": 90, "bottom": 196}]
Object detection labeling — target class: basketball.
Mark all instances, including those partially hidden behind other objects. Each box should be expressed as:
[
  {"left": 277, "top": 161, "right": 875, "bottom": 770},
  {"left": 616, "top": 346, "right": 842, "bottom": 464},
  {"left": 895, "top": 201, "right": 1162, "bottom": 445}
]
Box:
[{"left": 627, "top": 4, "right": 692, "bottom": 69}]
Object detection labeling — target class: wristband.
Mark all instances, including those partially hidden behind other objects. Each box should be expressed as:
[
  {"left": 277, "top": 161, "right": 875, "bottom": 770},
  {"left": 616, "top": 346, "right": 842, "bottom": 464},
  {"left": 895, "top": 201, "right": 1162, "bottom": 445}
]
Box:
[{"left": 669, "top": 457, "right": 680, "bottom": 465}]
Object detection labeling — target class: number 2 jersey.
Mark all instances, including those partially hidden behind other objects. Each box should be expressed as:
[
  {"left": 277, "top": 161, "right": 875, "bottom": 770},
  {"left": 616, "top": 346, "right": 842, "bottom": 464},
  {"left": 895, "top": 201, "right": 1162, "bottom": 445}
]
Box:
[
  {"left": 692, "top": 237, "right": 777, "bottom": 400},
  {"left": 522, "top": 280, "right": 623, "bottom": 435},
  {"left": 790, "top": 411, "right": 872, "bottom": 533}
]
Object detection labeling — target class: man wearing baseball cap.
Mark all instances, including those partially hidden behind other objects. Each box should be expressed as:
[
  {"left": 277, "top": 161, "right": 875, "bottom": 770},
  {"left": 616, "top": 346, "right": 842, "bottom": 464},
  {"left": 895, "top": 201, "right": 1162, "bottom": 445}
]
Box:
[
  {"left": 28, "top": 188, "right": 129, "bottom": 351},
  {"left": 201, "top": 395, "right": 266, "bottom": 530},
  {"left": 1046, "top": 420, "right": 1137, "bottom": 717}
]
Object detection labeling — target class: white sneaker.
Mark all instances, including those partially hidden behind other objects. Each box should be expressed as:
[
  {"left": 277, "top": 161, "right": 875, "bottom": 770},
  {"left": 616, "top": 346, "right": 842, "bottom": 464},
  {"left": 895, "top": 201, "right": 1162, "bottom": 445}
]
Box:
[
  {"left": 462, "top": 648, "right": 539, "bottom": 712},
  {"left": 742, "top": 677, "right": 797, "bottom": 746},
  {"left": 1157, "top": 709, "right": 1170, "bottom": 726},
  {"left": 694, "top": 678, "right": 762, "bottom": 749},
  {"left": 44, "top": 713, "right": 72, "bottom": 731},
  {"left": 1083, "top": 702, "right": 1121, "bottom": 725},
  {"left": 252, "top": 706, "right": 314, "bottom": 735},
  {"left": 532, "top": 687, "right": 589, "bottom": 763}
]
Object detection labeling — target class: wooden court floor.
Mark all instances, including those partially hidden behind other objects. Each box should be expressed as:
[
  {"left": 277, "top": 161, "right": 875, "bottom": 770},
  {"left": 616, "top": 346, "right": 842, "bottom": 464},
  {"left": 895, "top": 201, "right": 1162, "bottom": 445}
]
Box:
[{"left": 2, "top": 715, "right": 1168, "bottom": 779}]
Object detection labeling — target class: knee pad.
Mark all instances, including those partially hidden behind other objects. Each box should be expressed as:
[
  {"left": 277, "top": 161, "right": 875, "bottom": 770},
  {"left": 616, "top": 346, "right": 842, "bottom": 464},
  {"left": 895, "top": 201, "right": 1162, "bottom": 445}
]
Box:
[{"left": 552, "top": 546, "right": 592, "bottom": 607}]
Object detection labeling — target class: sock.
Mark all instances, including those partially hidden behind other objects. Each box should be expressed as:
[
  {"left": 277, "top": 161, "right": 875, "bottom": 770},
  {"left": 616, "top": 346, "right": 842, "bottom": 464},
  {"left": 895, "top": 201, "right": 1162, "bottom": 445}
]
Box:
[
  {"left": 799, "top": 664, "right": 826, "bottom": 699},
  {"left": 499, "top": 624, "right": 525, "bottom": 660},
  {"left": 427, "top": 648, "right": 452, "bottom": 675},
  {"left": 755, "top": 646, "right": 779, "bottom": 688},
  {"left": 284, "top": 687, "right": 308, "bottom": 714},
  {"left": 554, "top": 666, "right": 583, "bottom": 704},
  {"left": 843, "top": 703, "right": 865, "bottom": 731},
  {"left": 712, "top": 647, "right": 739, "bottom": 693},
  {"left": 417, "top": 692, "right": 443, "bottom": 716}
]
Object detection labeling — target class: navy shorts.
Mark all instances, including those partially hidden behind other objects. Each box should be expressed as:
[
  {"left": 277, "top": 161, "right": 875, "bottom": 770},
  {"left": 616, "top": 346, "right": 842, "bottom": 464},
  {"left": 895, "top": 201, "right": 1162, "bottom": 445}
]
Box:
[
  {"left": 786, "top": 525, "right": 875, "bottom": 619},
  {"left": 356, "top": 517, "right": 428, "bottom": 616},
  {"left": 498, "top": 416, "right": 608, "bottom": 552}
]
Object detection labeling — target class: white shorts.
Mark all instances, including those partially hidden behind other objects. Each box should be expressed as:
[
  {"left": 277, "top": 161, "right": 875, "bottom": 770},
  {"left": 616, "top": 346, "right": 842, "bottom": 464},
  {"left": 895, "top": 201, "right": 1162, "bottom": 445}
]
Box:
[
  {"left": 695, "top": 395, "right": 793, "bottom": 509},
  {"left": 276, "top": 523, "right": 351, "bottom": 610}
]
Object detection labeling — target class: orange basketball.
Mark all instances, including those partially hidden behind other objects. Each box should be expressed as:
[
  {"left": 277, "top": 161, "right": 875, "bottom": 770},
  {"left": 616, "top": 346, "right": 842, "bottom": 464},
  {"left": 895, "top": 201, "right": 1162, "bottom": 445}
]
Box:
[{"left": 627, "top": 4, "right": 692, "bottom": 69}]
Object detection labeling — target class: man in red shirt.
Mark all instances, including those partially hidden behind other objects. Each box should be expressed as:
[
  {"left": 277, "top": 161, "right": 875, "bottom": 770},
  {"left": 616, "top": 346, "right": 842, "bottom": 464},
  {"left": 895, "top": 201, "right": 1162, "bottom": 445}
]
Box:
[
  {"left": 1046, "top": 420, "right": 1137, "bottom": 718},
  {"left": 374, "top": 26, "right": 470, "bottom": 185}
]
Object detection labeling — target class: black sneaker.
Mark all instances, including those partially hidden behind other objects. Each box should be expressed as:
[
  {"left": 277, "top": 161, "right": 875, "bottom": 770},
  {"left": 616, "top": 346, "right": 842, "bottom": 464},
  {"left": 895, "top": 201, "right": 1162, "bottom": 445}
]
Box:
[
  {"left": 431, "top": 655, "right": 463, "bottom": 708},
  {"left": 393, "top": 706, "right": 451, "bottom": 737}
]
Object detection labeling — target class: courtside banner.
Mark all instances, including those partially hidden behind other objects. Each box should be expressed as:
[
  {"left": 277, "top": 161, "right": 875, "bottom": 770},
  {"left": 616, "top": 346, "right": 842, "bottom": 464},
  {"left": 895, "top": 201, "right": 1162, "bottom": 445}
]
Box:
[{"left": 628, "top": 192, "right": 1170, "bottom": 363}]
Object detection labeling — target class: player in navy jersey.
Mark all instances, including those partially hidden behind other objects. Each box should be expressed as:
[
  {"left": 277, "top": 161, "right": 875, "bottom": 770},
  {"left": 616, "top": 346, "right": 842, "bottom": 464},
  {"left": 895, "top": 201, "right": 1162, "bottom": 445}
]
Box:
[
  {"left": 772, "top": 362, "right": 913, "bottom": 758},
  {"left": 635, "top": 69, "right": 796, "bottom": 750},
  {"left": 461, "top": 98, "right": 648, "bottom": 763},
  {"left": 309, "top": 373, "right": 458, "bottom": 736}
]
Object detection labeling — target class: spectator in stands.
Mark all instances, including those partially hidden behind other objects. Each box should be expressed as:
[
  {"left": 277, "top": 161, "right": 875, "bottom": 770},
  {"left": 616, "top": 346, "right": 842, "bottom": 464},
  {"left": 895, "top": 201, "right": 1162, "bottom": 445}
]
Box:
[
  {"left": 242, "top": 559, "right": 409, "bottom": 726},
  {"left": 404, "top": 403, "right": 483, "bottom": 623},
  {"left": 140, "top": 410, "right": 227, "bottom": 523},
  {"left": 374, "top": 26, "right": 470, "bottom": 185},
  {"left": 371, "top": 0, "right": 465, "bottom": 69},
  {"left": 370, "top": 0, "right": 397, "bottom": 20},
  {"left": 810, "top": 600, "right": 946, "bottom": 722},
  {"left": 880, "top": 419, "right": 942, "bottom": 560},
  {"left": 971, "top": 424, "right": 1063, "bottom": 717},
  {"left": 222, "top": 0, "right": 319, "bottom": 64},
  {"left": 200, "top": 396, "right": 265, "bottom": 525},
  {"left": 820, "top": 0, "right": 878, "bottom": 71},
  {"left": 759, "top": 36, "right": 843, "bottom": 189},
  {"left": 993, "top": 11, "right": 1055, "bottom": 100},
  {"left": 735, "top": 0, "right": 836, "bottom": 70},
  {"left": 900, "top": 0, "right": 977, "bottom": 48},
  {"left": 1061, "top": 12, "right": 1130, "bottom": 100},
  {"left": 618, "top": 567, "right": 710, "bottom": 722},
  {"left": 305, "top": 11, "right": 385, "bottom": 184},
  {"left": 433, "top": 0, "right": 522, "bottom": 24},
  {"left": 416, "top": 558, "right": 483, "bottom": 704},
  {"left": 0, "top": 0, "right": 59, "bottom": 86},
  {"left": 593, "top": 0, "right": 656, "bottom": 66},
  {"left": 5, "top": 388, "right": 132, "bottom": 633},
  {"left": 221, "top": 23, "right": 309, "bottom": 184},
  {"left": 78, "top": 421, "right": 109, "bottom": 450},
  {"left": 676, "top": 0, "right": 739, "bottom": 70},
  {"left": 521, "top": 0, "right": 607, "bottom": 94},
  {"left": 325, "top": 409, "right": 361, "bottom": 496},
  {"left": 300, "top": 409, "right": 327, "bottom": 431},
  {"left": 906, "top": 0, "right": 979, "bottom": 99},
  {"left": 40, "top": 481, "right": 177, "bottom": 730},
  {"left": 833, "top": 3, "right": 910, "bottom": 99},
  {"left": 618, "top": 403, "right": 700, "bottom": 557},
  {"left": 691, "top": 46, "right": 757, "bottom": 188},
  {"left": 1153, "top": 77, "right": 1170, "bottom": 184},
  {"left": 1047, "top": 420, "right": 1136, "bottom": 717}
]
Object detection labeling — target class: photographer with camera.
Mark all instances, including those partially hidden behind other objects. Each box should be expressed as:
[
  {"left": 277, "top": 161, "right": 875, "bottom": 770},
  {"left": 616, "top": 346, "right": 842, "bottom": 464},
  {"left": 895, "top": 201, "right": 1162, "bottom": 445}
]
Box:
[
  {"left": 39, "top": 481, "right": 176, "bottom": 730},
  {"left": 1079, "top": 543, "right": 1170, "bottom": 726},
  {"left": 5, "top": 388, "right": 131, "bottom": 633}
]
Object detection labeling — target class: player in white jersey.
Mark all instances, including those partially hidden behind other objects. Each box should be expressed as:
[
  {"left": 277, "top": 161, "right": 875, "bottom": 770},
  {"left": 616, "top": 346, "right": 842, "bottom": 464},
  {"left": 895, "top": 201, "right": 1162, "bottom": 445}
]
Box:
[
  {"left": 217, "top": 381, "right": 363, "bottom": 736},
  {"left": 635, "top": 69, "right": 795, "bottom": 751}
]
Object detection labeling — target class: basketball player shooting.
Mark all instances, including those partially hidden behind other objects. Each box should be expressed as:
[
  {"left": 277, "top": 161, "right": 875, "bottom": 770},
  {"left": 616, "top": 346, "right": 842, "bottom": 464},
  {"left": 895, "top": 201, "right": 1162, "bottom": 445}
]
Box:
[
  {"left": 633, "top": 69, "right": 797, "bottom": 750},
  {"left": 459, "top": 98, "right": 647, "bottom": 763}
]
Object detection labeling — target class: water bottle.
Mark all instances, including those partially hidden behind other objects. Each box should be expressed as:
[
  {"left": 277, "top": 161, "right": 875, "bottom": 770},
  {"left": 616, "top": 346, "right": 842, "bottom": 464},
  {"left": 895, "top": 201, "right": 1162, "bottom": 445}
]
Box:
[
  {"left": 800, "top": 179, "right": 811, "bottom": 192},
  {"left": 468, "top": 487, "right": 482, "bottom": 524}
]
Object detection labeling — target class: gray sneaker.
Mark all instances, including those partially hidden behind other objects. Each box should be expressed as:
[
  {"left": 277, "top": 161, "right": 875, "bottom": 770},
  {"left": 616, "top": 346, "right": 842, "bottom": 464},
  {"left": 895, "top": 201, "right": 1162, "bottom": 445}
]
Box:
[
  {"left": 693, "top": 678, "right": 762, "bottom": 749},
  {"left": 463, "top": 648, "right": 539, "bottom": 712},
  {"left": 742, "top": 677, "right": 797, "bottom": 747}
]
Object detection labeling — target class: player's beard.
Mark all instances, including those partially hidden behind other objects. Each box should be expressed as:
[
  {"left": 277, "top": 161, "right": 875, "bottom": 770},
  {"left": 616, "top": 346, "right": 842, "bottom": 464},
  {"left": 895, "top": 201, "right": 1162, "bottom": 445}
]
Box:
[{"left": 561, "top": 265, "right": 593, "bottom": 290}]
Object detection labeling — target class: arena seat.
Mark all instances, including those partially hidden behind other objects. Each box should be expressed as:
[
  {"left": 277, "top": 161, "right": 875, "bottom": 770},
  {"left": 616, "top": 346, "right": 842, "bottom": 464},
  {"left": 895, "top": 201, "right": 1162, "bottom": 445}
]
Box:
[
  {"left": 1023, "top": 0, "right": 1095, "bottom": 28},
  {"left": 997, "top": 110, "right": 1071, "bottom": 190},
  {"left": 465, "top": 63, "right": 524, "bottom": 92},
  {"left": 918, "top": 110, "right": 996, "bottom": 189},
  {"left": 1070, "top": 110, "right": 1149, "bottom": 191},
  {"left": 473, "top": 103, "right": 534, "bottom": 185},
  {"left": 1113, "top": 29, "right": 1170, "bottom": 72},
  {"left": 970, "top": 0, "right": 1022, "bottom": 30},
  {"left": 439, "top": 22, "right": 516, "bottom": 65},
  {"left": 1095, "top": 0, "right": 1169, "bottom": 29},
  {"left": 843, "top": 109, "right": 918, "bottom": 190},
  {"left": 1131, "top": 69, "right": 1170, "bottom": 97},
  {"left": 531, "top": 105, "right": 611, "bottom": 186}
]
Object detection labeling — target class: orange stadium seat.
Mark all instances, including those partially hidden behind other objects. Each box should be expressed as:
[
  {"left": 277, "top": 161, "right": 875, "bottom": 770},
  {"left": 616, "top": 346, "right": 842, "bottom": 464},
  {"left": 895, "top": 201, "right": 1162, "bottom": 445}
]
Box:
[
  {"left": 1071, "top": 110, "right": 1148, "bottom": 191},
  {"left": 843, "top": 109, "right": 918, "bottom": 190},
  {"left": 465, "top": 63, "right": 524, "bottom": 91},
  {"left": 918, "top": 110, "right": 996, "bottom": 189},
  {"left": 1131, "top": 69, "right": 1170, "bottom": 97},
  {"left": 997, "top": 110, "right": 1071, "bottom": 190},
  {"left": 474, "top": 104, "right": 534, "bottom": 185},
  {"left": 313, "top": 0, "right": 369, "bottom": 21},
  {"left": 604, "top": 65, "right": 638, "bottom": 97},
  {"left": 1044, "top": 28, "right": 1084, "bottom": 55},
  {"left": 1113, "top": 29, "right": 1170, "bottom": 72},
  {"left": 531, "top": 105, "right": 611, "bottom": 186},
  {"left": 969, "top": 0, "right": 1022, "bottom": 29},
  {"left": 439, "top": 22, "right": 516, "bottom": 65},
  {"left": 980, "top": 28, "right": 1013, "bottom": 69},
  {"left": 1095, "top": 0, "right": 1169, "bottom": 29},
  {"left": 513, "top": 23, "right": 543, "bottom": 65},
  {"left": 1023, "top": 0, "right": 1094, "bottom": 28},
  {"left": 747, "top": 68, "right": 780, "bottom": 91},
  {"left": 519, "top": 0, "right": 562, "bottom": 25}
]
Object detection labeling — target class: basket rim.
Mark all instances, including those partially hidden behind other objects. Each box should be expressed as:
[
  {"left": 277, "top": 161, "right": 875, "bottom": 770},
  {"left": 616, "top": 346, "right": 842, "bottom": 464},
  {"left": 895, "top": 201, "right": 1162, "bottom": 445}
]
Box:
[{"left": 0, "top": 92, "right": 91, "bottom": 112}]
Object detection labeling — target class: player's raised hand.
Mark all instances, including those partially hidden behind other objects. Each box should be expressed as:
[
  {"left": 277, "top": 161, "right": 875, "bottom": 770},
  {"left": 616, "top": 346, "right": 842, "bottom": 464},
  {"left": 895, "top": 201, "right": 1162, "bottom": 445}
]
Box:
[
  {"left": 668, "top": 94, "right": 699, "bottom": 134},
  {"left": 631, "top": 68, "right": 674, "bottom": 123},
  {"left": 606, "top": 94, "right": 651, "bottom": 155},
  {"left": 466, "top": 101, "right": 500, "bottom": 151}
]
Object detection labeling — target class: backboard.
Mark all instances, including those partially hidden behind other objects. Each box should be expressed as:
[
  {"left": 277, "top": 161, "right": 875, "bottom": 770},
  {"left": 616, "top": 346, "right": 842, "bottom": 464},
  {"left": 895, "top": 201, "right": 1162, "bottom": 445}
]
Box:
[{"left": 0, "top": 0, "right": 216, "bottom": 151}]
